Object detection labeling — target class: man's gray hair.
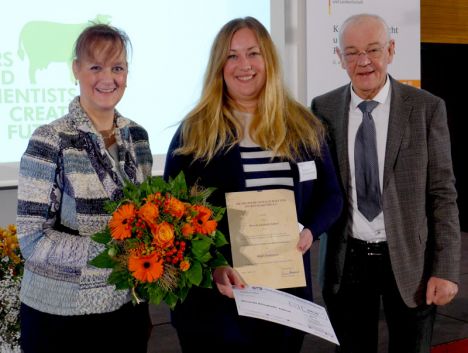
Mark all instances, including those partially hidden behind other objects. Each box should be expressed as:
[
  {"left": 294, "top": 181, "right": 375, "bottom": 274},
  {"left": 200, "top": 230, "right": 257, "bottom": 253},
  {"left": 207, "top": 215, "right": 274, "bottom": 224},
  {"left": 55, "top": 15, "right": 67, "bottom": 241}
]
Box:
[{"left": 338, "top": 13, "right": 391, "bottom": 50}]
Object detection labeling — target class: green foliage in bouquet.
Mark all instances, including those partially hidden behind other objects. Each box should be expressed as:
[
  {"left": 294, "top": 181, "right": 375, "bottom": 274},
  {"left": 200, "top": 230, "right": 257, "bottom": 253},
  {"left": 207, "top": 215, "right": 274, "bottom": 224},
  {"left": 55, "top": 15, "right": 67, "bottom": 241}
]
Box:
[{"left": 90, "top": 172, "right": 228, "bottom": 309}]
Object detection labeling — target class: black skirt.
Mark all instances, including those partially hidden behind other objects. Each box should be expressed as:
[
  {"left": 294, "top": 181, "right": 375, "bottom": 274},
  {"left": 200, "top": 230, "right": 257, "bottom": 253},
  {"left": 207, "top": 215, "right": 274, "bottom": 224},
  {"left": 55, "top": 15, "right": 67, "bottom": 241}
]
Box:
[{"left": 20, "top": 301, "right": 151, "bottom": 353}]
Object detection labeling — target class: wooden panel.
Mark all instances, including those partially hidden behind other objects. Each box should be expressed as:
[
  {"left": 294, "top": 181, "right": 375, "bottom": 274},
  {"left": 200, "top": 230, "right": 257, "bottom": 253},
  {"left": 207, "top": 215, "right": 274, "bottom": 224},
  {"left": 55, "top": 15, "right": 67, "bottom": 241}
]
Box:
[{"left": 422, "top": 0, "right": 468, "bottom": 44}]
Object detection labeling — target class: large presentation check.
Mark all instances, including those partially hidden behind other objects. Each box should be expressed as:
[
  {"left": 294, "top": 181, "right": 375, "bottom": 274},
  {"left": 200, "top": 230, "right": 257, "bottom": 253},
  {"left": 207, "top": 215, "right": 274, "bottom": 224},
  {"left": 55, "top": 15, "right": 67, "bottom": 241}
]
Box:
[
  {"left": 225, "top": 189, "right": 306, "bottom": 288},
  {"left": 233, "top": 286, "right": 339, "bottom": 345}
]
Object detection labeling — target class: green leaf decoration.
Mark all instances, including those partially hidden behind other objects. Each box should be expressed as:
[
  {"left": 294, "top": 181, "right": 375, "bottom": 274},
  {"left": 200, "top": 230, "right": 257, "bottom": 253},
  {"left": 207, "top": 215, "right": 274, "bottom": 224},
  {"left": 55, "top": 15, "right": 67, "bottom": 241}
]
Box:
[
  {"left": 148, "top": 176, "right": 167, "bottom": 195},
  {"left": 108, "top": 268, "right": 131, "bottom": 289},
  {"left": 178, "top": 286, "right": 190, "bottom": 303},
  {"left": 214, "top": 230, "right": 229, "bottom": 247},
  {"left": 186, "top": 261, "right": 202, "bottom": 285},
  {"left": 165, "top": 292, "right": 179, "bottom": 309},
  {"left": 91, "top": 229, "right": 111, "bottom": 244},
  {"left": 191, "top": 236, "right": 212, "bottom": 260},
  {"left": 210, "top": 252, "right": 229, "bottom": 268},
  {"left": 200, "top": 269, "right": 214, "bottom": 288},
  {"left": 211, "top": 205, "right": 225, "bottom": 222},
  {"left": 168, "top": 172, "right": 188, "bottom": 199},
  {"left": 88, "top": 251, "right": 115, "bottom": 268},
  {"left": 104, "top": 200, "right": 119, "bottom": 214},
  {"left": 148, "top": 286, "right": 165, "bottom": 305}
]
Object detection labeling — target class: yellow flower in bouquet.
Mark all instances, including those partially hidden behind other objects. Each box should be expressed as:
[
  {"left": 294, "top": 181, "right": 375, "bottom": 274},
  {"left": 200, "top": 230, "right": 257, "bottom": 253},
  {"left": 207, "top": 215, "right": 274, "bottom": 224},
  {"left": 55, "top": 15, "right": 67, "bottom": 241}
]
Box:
[
  {"left": 1, "top": 224, "right": 23, "bottom": 351},
  {"left": 0, "top": 224, "right": 23, "bottom": 279},
  {"left": 89, "top": 172, "right": 228, "bottom": 308}
]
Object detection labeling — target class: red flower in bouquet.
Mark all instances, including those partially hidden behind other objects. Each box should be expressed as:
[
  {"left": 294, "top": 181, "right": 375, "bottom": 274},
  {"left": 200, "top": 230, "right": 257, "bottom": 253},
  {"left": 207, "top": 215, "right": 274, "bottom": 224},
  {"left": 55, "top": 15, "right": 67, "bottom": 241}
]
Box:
[{"left": 89, "top": 172, "right": 228, "bottom": 308}]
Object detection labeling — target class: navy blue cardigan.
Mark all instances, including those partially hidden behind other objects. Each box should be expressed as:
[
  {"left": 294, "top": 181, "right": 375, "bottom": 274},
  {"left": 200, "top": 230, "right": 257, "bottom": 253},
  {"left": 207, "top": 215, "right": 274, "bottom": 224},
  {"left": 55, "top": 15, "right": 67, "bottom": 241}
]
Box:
[{"left": 164, "top": 128, "right": 342, "bottom": 314}]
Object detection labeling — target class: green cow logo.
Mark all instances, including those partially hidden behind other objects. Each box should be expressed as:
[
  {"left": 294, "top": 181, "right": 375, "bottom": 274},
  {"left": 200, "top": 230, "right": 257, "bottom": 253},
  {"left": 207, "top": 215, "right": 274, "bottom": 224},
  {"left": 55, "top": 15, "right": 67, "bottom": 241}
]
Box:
[{"left": 17, "top": 15, "right": 111, "bottom": 84}]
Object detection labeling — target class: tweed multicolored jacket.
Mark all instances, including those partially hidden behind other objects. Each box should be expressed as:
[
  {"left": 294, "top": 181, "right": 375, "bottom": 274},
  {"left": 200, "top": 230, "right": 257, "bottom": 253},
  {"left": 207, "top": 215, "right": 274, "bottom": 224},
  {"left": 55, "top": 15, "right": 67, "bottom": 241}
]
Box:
[{"left": 16, "top": 97, "right": 153, "bottom": 315}]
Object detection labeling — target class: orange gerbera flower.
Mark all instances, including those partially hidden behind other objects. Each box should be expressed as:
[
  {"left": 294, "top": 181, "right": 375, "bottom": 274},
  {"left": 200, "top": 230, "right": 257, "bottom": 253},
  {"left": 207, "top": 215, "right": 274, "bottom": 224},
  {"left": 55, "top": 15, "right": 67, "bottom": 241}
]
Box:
[
  {"left": 192, "top": 205, "right": 217, "bottom": 235},
  {"left": 138, "top": 202, "right": 159, "bottom": 226},
  {"left": 128, "top": 252, "right": 164, "bottom": 282},
  {"left": 109, "top": 203, "right": 136, "bottom": 240},
  {"left": 181, "top": 223, "right": 195, "bottom": 237},
  {"left": 163, "top": 195, "right": 186, "bottom": 218},
  {"left": 151, "top": 222, "right": 175, "bottom": 249}
]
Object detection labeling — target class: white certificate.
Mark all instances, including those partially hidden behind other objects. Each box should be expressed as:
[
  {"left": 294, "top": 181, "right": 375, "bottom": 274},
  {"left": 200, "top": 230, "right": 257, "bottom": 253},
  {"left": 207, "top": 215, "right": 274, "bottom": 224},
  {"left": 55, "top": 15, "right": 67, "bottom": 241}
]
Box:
[
  {"left": 233, "top": 286, "right": 339, "bottom": 345},
  {"left": 225, "top": 189, "right": 306, "bottom": 289}
]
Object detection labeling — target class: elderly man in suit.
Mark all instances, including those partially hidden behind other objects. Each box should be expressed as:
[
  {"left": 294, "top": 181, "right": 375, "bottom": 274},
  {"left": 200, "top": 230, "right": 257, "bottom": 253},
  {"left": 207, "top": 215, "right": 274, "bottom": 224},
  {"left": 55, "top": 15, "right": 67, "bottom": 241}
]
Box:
[{"left": 311, "top": 13, "right": 460, "bottom": 353}]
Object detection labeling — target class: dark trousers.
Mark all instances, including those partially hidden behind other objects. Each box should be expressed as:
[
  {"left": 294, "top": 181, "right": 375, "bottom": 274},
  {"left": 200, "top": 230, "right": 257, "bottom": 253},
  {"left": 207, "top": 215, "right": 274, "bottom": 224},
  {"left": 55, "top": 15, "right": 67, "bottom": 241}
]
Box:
[
  {"left": 172, "top": 289, "right": 305, "bottom": 353},
  {"left": 323, "top": 238, "right": 436, "bottom": 353},
  {"left": 20, "top": 301, "right": 151, "bottom": 353},
  {"left": 176, "top": 315, "right": 305, "bottom": 353}
]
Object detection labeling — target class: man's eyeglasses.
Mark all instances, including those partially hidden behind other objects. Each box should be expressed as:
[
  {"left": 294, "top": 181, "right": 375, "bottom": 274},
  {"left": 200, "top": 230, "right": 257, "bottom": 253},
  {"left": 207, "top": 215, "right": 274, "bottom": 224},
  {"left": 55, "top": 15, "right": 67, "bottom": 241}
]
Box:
[{"left": 342, "top": 44, "right": 387, "bottom": 63}]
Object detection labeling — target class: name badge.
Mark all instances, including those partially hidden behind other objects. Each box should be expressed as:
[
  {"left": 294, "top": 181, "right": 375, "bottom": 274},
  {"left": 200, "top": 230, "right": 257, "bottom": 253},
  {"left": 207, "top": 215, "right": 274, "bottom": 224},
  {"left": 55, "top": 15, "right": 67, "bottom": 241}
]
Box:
[{"left": 297, "top": 161, "right": 317, "bottom": 182}]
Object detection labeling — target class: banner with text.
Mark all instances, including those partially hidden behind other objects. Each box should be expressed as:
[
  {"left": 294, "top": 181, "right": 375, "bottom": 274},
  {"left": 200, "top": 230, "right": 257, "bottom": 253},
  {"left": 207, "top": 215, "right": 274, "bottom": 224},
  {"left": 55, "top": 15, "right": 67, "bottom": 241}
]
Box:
[
  {"left": 0, "top": 0, "right": 270, "bottom": 165},
  {"left": 306, "top": 0, "right": 420, "bottom": 102}
]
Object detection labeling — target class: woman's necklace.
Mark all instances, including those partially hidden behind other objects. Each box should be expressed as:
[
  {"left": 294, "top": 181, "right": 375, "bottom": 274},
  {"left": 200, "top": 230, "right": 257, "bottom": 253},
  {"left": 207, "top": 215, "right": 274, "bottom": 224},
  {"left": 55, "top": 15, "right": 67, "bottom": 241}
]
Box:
[{"left": 99, "top": 128, "right": 116, "bottom": 147}]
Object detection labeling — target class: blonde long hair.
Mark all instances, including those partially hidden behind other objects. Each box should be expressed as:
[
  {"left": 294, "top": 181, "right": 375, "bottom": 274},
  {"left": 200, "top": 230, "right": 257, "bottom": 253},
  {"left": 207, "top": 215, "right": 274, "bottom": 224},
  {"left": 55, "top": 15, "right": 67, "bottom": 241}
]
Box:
[{"left": 175, "top": 17, "right": 324, "bottom": 162}]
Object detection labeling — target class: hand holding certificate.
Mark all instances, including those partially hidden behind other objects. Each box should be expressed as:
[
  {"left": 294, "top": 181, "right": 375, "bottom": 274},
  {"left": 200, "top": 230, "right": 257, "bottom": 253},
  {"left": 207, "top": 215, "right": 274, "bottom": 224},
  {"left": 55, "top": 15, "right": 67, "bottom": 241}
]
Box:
[
  {"left": 225, "top": 189, "right": 306, "bottom": 289},
  {"left": 233, "top": 286, "right": 339, "bottom": 345}
]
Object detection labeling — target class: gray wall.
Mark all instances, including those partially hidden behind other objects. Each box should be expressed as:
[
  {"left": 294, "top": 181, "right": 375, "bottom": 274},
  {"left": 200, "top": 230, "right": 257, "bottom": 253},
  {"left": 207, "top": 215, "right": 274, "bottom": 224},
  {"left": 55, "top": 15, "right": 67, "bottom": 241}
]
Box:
[{"left": 0, "top": 188, "right": 18, "bottom": 226}]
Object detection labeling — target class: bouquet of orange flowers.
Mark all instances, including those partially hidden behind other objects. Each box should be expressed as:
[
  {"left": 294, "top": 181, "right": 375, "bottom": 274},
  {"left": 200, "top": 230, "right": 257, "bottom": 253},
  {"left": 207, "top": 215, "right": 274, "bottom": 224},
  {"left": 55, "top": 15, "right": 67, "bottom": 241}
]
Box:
[{"left": 90, "top": 172, "right": 228, "bottom": 309}]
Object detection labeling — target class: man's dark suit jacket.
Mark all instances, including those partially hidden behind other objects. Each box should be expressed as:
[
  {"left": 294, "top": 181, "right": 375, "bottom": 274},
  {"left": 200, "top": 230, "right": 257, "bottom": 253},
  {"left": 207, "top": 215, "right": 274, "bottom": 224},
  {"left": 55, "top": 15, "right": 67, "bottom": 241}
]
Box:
[{"left": 311, "top": 76, "right": 460, "bottom": 307}]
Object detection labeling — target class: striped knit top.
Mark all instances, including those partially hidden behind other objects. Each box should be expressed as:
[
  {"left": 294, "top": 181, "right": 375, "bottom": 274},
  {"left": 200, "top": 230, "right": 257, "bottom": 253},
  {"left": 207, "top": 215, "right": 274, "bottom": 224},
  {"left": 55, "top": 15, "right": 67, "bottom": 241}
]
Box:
[
  {"left": 236, "top": 111, "right": 293, "bottom": 191},
  {"left": 239, "top": 146, "right": 293, "bottom": 191},
  {"left": 16, "top": 97, "right": 153, "bottom": 316}
]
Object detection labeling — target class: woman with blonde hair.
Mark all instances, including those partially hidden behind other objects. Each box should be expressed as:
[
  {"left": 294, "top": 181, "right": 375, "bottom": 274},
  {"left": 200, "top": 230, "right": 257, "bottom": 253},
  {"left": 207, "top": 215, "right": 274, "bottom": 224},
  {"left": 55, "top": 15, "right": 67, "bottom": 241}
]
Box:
[
  {"left": 164, "top": 16, "right": 342, "bottom": 353},
  {"left": 17, "top": 24, "right": 152, "bottom": 353}
]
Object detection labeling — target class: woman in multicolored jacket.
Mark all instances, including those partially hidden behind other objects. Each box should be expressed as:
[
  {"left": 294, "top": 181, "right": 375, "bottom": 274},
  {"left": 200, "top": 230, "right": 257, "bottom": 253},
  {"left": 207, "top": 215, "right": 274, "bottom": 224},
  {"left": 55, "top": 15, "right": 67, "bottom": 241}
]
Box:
[{"left": 16, "top": 24, "right": 153, "bottom": 353}]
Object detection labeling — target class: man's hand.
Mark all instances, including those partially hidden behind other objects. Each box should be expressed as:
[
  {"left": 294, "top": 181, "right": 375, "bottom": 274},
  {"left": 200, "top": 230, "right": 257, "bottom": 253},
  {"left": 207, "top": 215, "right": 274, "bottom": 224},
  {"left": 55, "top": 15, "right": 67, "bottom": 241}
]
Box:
[{"left": 426, "top": 276, "right": 458, "bottom": 305}]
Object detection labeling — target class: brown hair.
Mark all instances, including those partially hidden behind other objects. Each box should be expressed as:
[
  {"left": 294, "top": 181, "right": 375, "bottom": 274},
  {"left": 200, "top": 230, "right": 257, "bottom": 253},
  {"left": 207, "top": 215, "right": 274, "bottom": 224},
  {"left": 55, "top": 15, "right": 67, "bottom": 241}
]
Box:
[{"left": 74, "top": 23, "right": 131, "bottom": 63}]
